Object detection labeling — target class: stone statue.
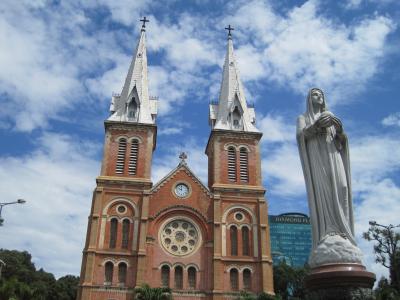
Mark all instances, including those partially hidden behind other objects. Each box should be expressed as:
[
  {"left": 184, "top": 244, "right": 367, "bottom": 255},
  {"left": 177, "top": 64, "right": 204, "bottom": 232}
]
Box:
[{"left": 297, "top": 88, "right": 363, "bottom": 267}]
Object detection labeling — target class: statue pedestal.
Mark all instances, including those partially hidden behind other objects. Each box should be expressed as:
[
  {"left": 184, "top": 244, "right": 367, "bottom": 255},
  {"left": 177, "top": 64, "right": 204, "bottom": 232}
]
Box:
[{"left": 305, "top": 263, "right": 376, "bottom": 300}]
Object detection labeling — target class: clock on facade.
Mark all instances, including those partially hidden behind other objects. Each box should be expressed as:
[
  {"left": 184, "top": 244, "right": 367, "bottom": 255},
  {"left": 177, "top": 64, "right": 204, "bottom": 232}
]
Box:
[{"left": 174, "top": 183, "right": 189, "bottom": 198}]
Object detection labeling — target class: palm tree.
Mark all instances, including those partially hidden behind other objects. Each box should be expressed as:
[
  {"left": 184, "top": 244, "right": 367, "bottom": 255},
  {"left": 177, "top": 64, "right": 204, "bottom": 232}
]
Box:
[{"left": 134, "top": 283, "right": 172, "bottom": 300}]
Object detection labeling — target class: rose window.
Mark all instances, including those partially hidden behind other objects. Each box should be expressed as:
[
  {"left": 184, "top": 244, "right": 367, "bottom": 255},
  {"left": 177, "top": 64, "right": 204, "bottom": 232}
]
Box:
[{"left": 160, "top": 219, "right": 200, "bottom": 256}]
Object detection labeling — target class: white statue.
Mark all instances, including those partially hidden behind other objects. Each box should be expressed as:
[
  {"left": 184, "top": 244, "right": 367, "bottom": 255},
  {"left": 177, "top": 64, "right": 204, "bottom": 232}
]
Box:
[{"left": 297, "top": 88, "right": 362, "bottom": 267}]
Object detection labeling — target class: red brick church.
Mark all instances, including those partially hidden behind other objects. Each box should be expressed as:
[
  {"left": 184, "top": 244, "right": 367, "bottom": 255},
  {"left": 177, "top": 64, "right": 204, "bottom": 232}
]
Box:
[{"left": 77, "top": 21, "right": 274, "bottom": 300}]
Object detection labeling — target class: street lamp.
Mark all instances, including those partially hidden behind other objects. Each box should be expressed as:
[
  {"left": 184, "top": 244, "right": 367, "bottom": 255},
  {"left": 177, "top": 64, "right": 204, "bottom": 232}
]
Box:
[{"left": 0, "top": 199, "right": 26, "bottom": 226}]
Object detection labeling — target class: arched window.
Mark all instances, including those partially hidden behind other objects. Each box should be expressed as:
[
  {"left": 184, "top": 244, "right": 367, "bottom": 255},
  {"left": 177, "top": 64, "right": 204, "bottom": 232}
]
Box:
[
  {"left": 161, "top": 265, "right": 170, "bottom": 287},
  {"left": 239, "top": 147, "right": 248, "bottom": 182},
  {"left": 230, "top": 269, "right": 239, "bottom": 291},
  {"left": 118, "top": 262, "right": 127, "bottom": 286},
  {"left": 109, "top": 218, "right": 118, "bottom": 248},
  {"left": 128, "top": 140, "right": 139, "bottom": 175},
  {"left": 228, "top": 147, "right": 237, "bottom": 182},
  {"left": 105, "top": 262, "right": 113, "bottom": 285},
  {"left": 121, "top": 219, "right": 130, "bottom": 249},
  {"left": 242, "top": 226, "right": 250, "bottom": 256},
  {"left": 232, "top": 106, "right": 242, "bottom": 130},
  {"left": 230, "top": 226, "right": 238, "bottom": 256},
  {"left": 128, "top": 99, "right": 138, "bottom": 120},
  {"left": 243, "top": 269, "right": 252, "bottom": 290},
  {"left": 175, "top": 266, "right": 183, "bottom": 289},
  {"left": 188, "top": 267, "right": 196, "bottom": 289},
  {"left": 116, "top": 138, "right": 127, "bottom": 174}
]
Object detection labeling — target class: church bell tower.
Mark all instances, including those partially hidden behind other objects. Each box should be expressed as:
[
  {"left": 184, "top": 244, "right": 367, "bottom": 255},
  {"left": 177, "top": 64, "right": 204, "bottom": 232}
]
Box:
[
  {"left": 77, "top": 18, "right": 157, "bottom": 300},
  {"left": 206, "top": 26, "right": 274, "bottom": 295}
]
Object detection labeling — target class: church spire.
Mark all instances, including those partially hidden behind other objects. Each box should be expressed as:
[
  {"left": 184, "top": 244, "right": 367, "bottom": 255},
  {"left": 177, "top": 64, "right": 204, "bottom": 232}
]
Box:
[
  {"left": 108, "top": 17, "right": 157, "bottom": 124},
  {"left": 209, "top": 26, "right": 258, "bottom": 132}
]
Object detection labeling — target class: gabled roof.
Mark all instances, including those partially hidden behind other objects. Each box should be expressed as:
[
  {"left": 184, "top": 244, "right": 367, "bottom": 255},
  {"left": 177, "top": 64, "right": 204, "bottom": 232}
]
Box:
[{"left": 151, "top": 161, "right": 211, "bottom": 196}]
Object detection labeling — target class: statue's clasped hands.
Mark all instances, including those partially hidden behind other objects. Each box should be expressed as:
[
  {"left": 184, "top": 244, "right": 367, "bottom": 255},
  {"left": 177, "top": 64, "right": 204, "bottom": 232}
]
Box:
[{"left": 316, "top": 111, "right": 343, "bottom": 133}]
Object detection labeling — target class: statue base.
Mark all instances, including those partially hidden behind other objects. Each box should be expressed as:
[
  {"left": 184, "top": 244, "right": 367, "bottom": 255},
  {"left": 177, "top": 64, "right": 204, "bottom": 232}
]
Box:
[{"left": 305, "top": 263, "right": 376, "bottom": 300}]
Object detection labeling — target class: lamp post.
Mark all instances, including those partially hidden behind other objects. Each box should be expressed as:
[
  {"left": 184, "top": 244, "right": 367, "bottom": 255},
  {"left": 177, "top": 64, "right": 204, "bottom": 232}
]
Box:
[{"left": 0, "top": 199, "right": 26, "bottom": 226}]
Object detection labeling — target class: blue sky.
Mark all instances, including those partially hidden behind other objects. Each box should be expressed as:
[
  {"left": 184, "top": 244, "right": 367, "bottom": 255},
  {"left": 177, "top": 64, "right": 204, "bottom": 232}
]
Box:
[{"left": 1, "top": 0, "right": 399, "bottom": 282}]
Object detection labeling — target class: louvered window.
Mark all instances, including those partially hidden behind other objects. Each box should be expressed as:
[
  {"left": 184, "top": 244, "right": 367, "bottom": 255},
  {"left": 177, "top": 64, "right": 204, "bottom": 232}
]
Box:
[
  {"left": 239, "top": 148, "right": 249, "bottom": 182},
  {"left": 128, "top": 140, "right": 139, "bottom": 175},
  {"left": 118, "top": 263, "right": 127, "bottom": 285},
  {"left": 122, "top": 219, "right": 130, "bottom": 249},
  {"left": 242, "top": 226, "right": 250, "bottom": 256},
  {"left": 230, "top": 269, "right": 239, "bottom": 291},
  {"left": 109, "top": 219, "right": 118, "bottom": 248},
  {"left": 188, "top": 267, "right": 196, "bottom": 289},
  {"left": 230, "top": 226, "right": 238, "bottom": 256},
  {"left": 243, "top": 269, "right": 252, "bottom": 290},
  {"left": 175, "top": 266, "right": 183, "bottom": 289},
  {"left": 161, "top": 265, "right": 170, "bottom": 287},
  {"left": 105, "top": 262, "right": 113, "bottom": 284},
  {"left": 228, "top": 147, "right": 237, "bottom": 182},
  {"left": 116, "top": 138, "right": 127, "bottom": 174}
]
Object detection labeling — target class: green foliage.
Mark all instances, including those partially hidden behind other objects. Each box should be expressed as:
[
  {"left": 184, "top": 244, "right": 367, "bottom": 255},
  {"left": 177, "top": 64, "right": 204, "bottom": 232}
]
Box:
[
  {"left": 134, "top": 283, "right": 172, "bottom": 300},
  {"left": 363, "top": 222, "right": 400, "bottom": 292},
  {"left": 0, "top": 249, "right": 79, "bottom": 300},
  {"left": 374, "top": 277, "right": 400, "bottom": 300},
  {"left": 237, "top": 291, "right": 281, "bottom": 300},
  {"left": 273, "top": 261, "right": 309, "bottom": 300}
]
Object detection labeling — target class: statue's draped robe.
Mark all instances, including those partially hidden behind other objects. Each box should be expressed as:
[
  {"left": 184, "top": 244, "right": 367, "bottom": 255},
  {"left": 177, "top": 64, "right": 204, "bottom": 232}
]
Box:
[{"left": 297, "top": 93, "right": 355, "bottom": 250}]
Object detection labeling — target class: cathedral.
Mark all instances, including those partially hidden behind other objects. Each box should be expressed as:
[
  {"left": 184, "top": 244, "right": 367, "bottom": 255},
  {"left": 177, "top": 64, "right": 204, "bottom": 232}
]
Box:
[{"left": 77, "top": 20, "right": 274, "bottom": 300}]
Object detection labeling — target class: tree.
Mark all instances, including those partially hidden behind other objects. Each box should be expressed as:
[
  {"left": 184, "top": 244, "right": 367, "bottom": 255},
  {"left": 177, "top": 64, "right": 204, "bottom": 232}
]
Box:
[
  {"left": 363, "top": 221, "right": 400, "bottom": 291},
  {"left": 0, "top": 249, "right": 79, "bottom": 300},
  {"left": 134, "top": 283, "right": 172, "bottom": 300},
  {"left": 273, "top": 261, "right": 309, "bottom": 300},
  {"left": 374, "top": 276, "right": 399, "bottom": 300}
]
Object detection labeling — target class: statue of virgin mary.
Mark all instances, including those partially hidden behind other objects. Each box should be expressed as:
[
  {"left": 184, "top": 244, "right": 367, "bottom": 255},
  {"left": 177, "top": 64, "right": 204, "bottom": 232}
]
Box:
[{"left": 297, "top": 88, "right": 363, "bottom": 267}]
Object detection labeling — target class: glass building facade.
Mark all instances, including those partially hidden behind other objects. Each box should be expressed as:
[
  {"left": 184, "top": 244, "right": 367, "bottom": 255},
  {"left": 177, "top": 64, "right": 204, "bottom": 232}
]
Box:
[{"left": 269, "top": 213, "right": 312, "bottom": 267}]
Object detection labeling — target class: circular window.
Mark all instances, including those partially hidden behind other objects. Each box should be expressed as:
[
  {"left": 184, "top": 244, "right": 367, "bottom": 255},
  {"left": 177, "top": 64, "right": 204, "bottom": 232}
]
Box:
[
  {"left": 234, "top": 212, "right": 244, "bottom": 222},
  {"left": 160, "top": 219, "right": 201, "bottom": 257},
  {"left": 117, "top": 205, "right": 127, "bottom": 214}
]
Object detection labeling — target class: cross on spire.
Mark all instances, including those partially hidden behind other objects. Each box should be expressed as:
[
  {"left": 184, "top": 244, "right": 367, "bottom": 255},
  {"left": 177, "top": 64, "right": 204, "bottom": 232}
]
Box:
[
  {"left": 225, "top": 24, "right": 234, "bottom": 38},
  {"left": 140, "top": 16, "right": 149, "bottom": 31}
]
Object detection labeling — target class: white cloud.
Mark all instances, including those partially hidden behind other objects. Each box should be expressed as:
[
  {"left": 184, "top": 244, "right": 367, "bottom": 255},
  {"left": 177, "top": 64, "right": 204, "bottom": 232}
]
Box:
[
  {"left": 152, "top": 139, "right": 208, "bottom": 185},
  {"left": 354, "top": 178, "right": 400, "bottom": 281},
  {"left": 0, "top": 132, "right": 100, "bottom": 277},
  {"left": 224, "top": 0, "right": 396, "bottom": 104},
  {"left": 382, "top": 112, "right": 400, "bottom": 127},
  {"left": 351, "top": 135, "right": 400, "bottom": 191},
  {"left": 0, "top": 1, "right": 135, "bottom": 131},
  {"left": 91, "top": 0, "right": 150, "bottom": 26},
  {"left": 258, "top": 114, "right": 295, "bottom": 143}
]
